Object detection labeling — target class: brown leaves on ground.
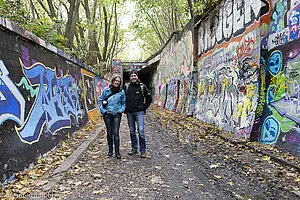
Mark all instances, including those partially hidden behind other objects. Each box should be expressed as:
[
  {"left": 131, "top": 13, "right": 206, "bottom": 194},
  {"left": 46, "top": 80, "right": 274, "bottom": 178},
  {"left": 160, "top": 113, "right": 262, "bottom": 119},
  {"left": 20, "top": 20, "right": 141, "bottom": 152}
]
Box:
[
  {"left": 150, "top": 105, "right": 300, "bottom": 197},
  {"left": 0, "top": 121, "right": 104, "bottom": 199}
]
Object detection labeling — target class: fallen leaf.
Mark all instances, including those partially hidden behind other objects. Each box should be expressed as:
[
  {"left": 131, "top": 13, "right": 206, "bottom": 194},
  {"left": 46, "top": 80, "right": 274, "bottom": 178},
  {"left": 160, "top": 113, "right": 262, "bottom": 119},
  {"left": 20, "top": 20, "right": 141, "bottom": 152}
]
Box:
[
  {"left": 19, "top": 179, "right": 30, "bottom": 186},
  {"left": 183, "top": 181, "right": 188, "bottom": 185},
  {"left": 227, "top": 181, "right": 233, "bottom": 186},
  {"left": 93, "top": 190, "right": 104, "bottom": 195},
  {"left": 154, "top": 166, "right": 162, "bottom": 170},
  {"left": 210, "top": 164, "right": 219, "bottom": 168},
  {"left": 214, "top": 175, "right": 223, "bottom": 179},
  {"left": 83, "top": 182, "right": 91, "bottom": 186},
  {"left": 263, "top": 156, "right": 270, "bottom": 161},
  {"left": 286, "top": 173, "right": 297, "bottom": 177},
  {"left": 243, "top": 165, "right": 249, "bottom": 170},
  {"left": 202, "top": 150, "right": 209, "bottom": 155},
  {"left": 36, "top": 180, "right": 49, "bottom": 186},
  {"left": 92, "top": 174, "right": 102, "bottom": 179},
  {"left": 74, "top": 181, "right": 83, "bottom": 186},
  {"left": 257, "top": 177, "right": 265, "bottom": 182}
]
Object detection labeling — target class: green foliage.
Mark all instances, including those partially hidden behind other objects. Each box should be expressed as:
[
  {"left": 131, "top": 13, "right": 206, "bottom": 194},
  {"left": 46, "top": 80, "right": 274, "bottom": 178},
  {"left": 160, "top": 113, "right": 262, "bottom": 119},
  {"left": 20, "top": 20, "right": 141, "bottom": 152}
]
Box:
[
  {"left": 0, "top": 0, "right": 28, "bottom": 24},
  {"left": 130, "top": 0, "right": 191, "bottom": 57},
  {"left": 23, "top": 18, "right": 67, "bottom": 48},
  {"left": 193, "top": 0, "right": 222, "bottom": 15},
  {"left": 0, "top": 1, "right": 66, "bottom": 49}
]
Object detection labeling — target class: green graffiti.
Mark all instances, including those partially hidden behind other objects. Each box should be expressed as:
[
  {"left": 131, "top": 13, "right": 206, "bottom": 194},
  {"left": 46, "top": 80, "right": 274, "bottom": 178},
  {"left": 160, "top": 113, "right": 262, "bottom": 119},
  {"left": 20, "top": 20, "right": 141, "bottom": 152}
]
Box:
[
  {"left": 270, "top": 72, "right": 289, "bottom": 101},
  {"left": 256, "top": 66, "right": 266, "bottom": 117},
  {"left": 16, "top": 77, "right": 39, "bottom": 97},
  {"left": 272, "top": 109, "right": 295, "bottom": 132},
  {"left": 0, "top": 70, "right": 3, "bottom": 85}
]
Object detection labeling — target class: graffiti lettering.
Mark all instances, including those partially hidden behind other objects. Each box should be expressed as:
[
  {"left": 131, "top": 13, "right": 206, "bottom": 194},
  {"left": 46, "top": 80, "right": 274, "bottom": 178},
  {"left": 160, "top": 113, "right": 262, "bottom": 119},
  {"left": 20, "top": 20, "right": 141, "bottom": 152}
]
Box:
[
  {"left": 16, "top": 60, "right": 82, "bottom": 144},
  {"left": 0, "top": 61, "right": 25, "bottom": 125},
  {"left": 289, "top": 5, "right": 300, "bottom": 41},
  {"left": 198, "top": 0, "right": 270, "bottom": 56},
  {"left": 236, "top": 37, "right": 255, "bottom": 60},
  {"left": 268, "top": 29, "right": 289, "bottom": 50}
]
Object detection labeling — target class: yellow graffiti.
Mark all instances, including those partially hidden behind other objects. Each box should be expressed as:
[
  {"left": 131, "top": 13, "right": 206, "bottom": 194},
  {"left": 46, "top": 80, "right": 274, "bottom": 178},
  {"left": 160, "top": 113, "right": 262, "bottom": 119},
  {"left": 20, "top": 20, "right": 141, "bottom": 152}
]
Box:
[
  {"left": 270, "top": 73, "right": 289, "bottom": 100},
  {"left": 208, "top": 84, "right": 215, "bottom": 94},
  {"left": 198, "top": 82, "right": 206, "bottom": 95},
  {"left": 222, "top": 79, "right": 230, "bottom": 89},
  {"left": 233, "top": 98, "right": 253, "bottom": 126},
  {"left": 246, "top": 83, "right": 256, "bottom": 98}
]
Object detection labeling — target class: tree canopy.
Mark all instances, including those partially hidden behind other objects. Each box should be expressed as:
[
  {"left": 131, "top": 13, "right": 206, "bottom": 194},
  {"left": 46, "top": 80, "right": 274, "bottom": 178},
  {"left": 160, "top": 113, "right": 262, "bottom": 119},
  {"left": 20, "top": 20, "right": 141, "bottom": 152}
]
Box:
[{"left": 0, "top": 0, "right": 220, "bottom": 72}]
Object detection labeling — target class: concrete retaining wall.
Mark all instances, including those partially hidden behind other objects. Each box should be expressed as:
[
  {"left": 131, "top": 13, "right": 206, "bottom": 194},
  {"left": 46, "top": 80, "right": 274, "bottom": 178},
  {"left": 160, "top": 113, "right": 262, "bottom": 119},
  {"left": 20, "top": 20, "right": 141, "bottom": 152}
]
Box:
[{"left": 0, "top": 18, "right": 109, "bottom": 183}]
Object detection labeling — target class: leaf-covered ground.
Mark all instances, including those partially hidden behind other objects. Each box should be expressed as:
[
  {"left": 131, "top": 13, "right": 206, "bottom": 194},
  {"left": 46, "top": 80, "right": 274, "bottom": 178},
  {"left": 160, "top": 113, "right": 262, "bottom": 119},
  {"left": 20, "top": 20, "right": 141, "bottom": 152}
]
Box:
[{"left": 1, "top": 106, "right": 299, "bottom": 199}]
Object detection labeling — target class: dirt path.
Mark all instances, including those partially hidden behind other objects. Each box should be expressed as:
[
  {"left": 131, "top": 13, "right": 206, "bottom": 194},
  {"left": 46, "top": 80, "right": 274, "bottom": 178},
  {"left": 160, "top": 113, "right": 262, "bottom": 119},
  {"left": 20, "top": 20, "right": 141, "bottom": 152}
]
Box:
[{"left": 51, "top": 109, "right": 299, "bottom": 200}]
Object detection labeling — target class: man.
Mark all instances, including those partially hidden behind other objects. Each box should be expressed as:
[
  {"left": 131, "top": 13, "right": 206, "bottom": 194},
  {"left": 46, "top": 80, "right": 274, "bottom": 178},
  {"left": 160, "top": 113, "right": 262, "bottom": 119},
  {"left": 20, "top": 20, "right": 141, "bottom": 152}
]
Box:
[{"left": 125, "top": 70, "right": 152, "bottom": 158}]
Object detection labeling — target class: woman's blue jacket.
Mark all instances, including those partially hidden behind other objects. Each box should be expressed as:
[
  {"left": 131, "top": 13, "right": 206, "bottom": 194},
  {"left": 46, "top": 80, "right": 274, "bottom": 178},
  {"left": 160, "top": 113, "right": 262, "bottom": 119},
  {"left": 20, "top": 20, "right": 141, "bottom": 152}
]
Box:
[{"left": 98, "top": 86, "right": 126, "bottom": 116}]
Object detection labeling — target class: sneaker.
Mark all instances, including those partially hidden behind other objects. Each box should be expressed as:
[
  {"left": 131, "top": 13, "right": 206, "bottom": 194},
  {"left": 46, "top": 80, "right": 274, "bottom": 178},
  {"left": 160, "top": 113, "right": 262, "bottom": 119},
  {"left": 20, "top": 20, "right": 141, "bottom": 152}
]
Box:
[
  {"left": 141, "top": 152, "right": 146, "bottom": 158},
  {"left": 116, "top": 153, "right": 121, "bottom": 159},
  {"left": 107, "top": 152, "right": 113, "bottom": 157},
  {"left": 128, "top": 149, "right": 138, "bottom": 155}
]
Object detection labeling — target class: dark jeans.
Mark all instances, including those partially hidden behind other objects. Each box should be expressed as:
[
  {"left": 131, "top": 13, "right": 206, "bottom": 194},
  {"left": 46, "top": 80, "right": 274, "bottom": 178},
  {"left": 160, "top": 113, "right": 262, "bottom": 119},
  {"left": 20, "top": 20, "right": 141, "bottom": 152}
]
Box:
[
  {"left": 126, "top": 111, "right": 146, "bottom": 153},
  {"left": 103, "top": 113, "right": 122, "bottom": 154}
]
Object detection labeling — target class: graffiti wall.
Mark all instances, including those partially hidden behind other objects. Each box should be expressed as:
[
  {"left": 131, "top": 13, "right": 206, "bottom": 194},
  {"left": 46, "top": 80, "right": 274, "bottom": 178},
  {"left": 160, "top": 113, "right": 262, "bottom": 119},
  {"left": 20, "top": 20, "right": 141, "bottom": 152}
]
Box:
[
  {"left": 153, "top": 23, "right": 194, "bottom": 115},
  {"left": 194, "top": 0, "right": 271, "bottom": 138},
  {"left": 148, "top": 0, "right": 300, "bottom": 155},
  {"left": 0, "top": 19, "right": 106, "bottom": 183},
  {"left": 257, "top": 0, "right": 300, "bottom": 155}
]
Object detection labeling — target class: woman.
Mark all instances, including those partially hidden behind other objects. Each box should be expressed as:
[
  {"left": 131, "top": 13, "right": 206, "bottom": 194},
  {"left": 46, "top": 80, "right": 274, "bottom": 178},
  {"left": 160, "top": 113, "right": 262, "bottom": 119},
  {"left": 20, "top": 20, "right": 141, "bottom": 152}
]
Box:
[{"left": 98, "top": 75, "right": 126, "bottom": 159}]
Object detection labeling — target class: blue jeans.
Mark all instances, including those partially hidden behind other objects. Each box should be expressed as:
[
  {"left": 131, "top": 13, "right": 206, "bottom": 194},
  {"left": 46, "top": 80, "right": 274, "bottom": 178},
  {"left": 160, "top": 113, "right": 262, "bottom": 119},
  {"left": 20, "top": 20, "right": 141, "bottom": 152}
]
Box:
[
  {"left": 126, "top": 111, "right": 146, "bottom": 153},
  {"left": 103, "top": 113, "right": 122, "bottom": 154}
]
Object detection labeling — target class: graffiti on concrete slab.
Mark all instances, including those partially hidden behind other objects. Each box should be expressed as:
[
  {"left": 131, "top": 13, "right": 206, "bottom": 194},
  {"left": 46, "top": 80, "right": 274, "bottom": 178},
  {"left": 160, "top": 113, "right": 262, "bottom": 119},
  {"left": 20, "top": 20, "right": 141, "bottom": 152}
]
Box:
[
  {"left": 95, "top": 77, "right": 109, "bottom": 101},
  {"left": 0, "top": 60, "right": 25, "bottom": 126},
  {"left": 261, "top": 116, "right": 280, "bottom": 143},
  {"left": 16, "top": 59, "right": 82, "bottom": 144},
  {"left": 198, "top": 0, "right": 271, "bottom": 56},
  {"left": 84, "top": 74, "right": 96, "bottom": 111},
  {"left": 165, "top": 78, "right": 178, "bottom": 111},
  {"left": 289, "top": 4, "right": 300, "bottom": 41},
  {"left": 196, "top": 29, "right": 260, "bottom": 138}
]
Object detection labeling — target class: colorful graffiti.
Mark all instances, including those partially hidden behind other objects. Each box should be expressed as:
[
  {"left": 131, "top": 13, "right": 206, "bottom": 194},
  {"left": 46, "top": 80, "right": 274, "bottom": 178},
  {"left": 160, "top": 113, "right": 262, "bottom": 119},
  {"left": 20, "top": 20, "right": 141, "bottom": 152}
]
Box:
[
  {"left": 154, "top": 30, "right": 193, "bottom": 114},
  {"left": 186, "top": 72, "right": 198, "bottom": 116},
  {"left": 289, "top": 4, "right": 300, "bottom": 41},
  {"left": 0, "top": 60, "right": 25, "bottom": 126},
  {"left": 198, "top": 0, "right": 271, "bottom": 56},
  {"left": 149, "top": 0, "right": 300, "bottom": 155},
  {"left": 81, "top": 68, "right": 100, "bottom": 122},
  {"left": 196, "top": 29, "right": 260, "bottom": 138},
  {"left": 257, "top": 0, "right": 300, "bottom": 155},
  {"left": 165, "top": 78, "right": 178, "bottom": 111},
  {"left": 95, "top": 77, "right": 109, "bottom": 101},
  {"left": 15, "top": 59, "right": 82, "bottom": 144},
  {"left": 112, "top": 59, "right": 122, "bottom": 76},
  {"left": 262, "top": 46, "right": 300, "bottom": 151}
]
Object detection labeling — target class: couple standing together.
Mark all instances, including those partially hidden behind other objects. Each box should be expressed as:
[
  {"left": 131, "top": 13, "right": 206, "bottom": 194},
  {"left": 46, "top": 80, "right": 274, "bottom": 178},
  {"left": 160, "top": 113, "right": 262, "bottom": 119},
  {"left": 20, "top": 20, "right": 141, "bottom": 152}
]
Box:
[{"left": 98, "top": 70, "right": 152, "bottom": 159}]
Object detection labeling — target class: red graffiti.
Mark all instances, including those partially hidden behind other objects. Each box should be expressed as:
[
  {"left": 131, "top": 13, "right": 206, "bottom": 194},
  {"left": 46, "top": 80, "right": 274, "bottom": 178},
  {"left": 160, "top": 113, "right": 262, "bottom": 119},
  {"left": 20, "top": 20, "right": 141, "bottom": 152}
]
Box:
[{"left": 236, "top": 38, "right": 255, "bottom": 60}]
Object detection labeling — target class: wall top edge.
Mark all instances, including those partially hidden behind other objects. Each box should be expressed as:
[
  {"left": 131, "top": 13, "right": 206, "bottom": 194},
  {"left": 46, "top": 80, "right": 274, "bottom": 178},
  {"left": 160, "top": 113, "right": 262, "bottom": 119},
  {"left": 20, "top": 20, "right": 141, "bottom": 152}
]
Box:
[{"left": 0, "top": 17, "right": 96, "bottom": 75}]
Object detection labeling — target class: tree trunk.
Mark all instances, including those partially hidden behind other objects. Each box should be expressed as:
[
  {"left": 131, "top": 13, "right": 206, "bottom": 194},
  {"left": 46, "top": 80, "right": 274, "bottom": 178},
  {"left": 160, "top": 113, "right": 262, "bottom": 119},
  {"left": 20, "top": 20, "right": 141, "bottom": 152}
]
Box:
[
  {"left": 65, "top": 0, "right": 80, "bottom": 49},
  {"left": 187, "top": 0, "right": 194, "bottom": 18},
  {"left": 47, "top": 0, "right": 56, "bottom": 18}
]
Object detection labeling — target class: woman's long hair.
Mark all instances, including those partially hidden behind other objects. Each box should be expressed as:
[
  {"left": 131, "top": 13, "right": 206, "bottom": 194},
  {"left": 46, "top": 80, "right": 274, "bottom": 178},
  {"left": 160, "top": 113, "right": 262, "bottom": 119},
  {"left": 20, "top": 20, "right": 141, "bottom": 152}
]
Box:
[{"left": 110, "top": 74, "right": 122, "bottom": 93}]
